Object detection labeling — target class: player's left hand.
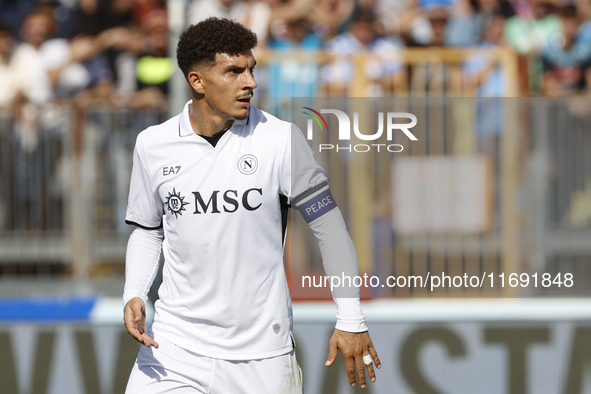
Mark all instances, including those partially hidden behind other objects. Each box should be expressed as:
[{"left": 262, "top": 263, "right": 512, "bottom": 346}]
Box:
[{"left": 325, "top": 329, "right": 381, "bottom": 388}]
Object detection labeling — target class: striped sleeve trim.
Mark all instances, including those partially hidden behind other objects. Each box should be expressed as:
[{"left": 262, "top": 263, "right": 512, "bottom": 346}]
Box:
[
  {"left": 292, "top": 181, "right": 329, "bottom": 207},
  {"left": 125, "top": 220, "right": 163, "bottom": 230}
]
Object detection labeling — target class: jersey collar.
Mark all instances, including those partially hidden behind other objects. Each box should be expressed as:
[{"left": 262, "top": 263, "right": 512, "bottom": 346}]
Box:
[{"left": 178, "top": 100, "right": 249, "bottom": 138}]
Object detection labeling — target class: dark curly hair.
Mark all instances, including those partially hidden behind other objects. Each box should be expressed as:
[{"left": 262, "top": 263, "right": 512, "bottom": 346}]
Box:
[{"left": 176, "top": 17, "right": 258, "bottom": 77}]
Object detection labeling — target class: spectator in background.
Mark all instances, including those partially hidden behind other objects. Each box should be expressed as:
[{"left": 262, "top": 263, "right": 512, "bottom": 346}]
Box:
[
  {"left": 446, "top": 0, "right": 483, "bottom": 46},
  {"left": 321, "top": 8, "right": 405, "bottom": 95},
  {"left": 424, "top": 6, "right": 449, "bottom": 46},
  {"left": 374, "top": 0, "right": 414, "bottom": 38},
  {"left": 0, "top": 22, "right": 46, "bottom": 153},
  {"left": 6, "top": 11, "right": 54, "bottom": 155},
  {"left": 95, "top": 7, "right": 171, "bottom": 108},
  {"left": 75, "top": 0, "right": 141, "bottom": 95},
  {"left": 401, "top": 3, "right": 453, "bottom": 47},
  {"left": 542, "top": 4, "right": 591, "bottom": 96},
  {"left": 79, "top": 0, "right": 135, "bottom": 35},
  {"left": 446, "top": 0, "right": 514, "bottom": 46},
  {"left": 132, "top": 0, "right": 166, "bottom": 25},
  {"left": 542, "top": 0, "right": 591, "bottom": 71},
  {"left": 0, "top": 24, "right": 45, "bottom": 106},
  {"left": 569, "top": 1, "right": 591, "bottom": 62},
  {"left": 408, "top": 7, "right": 452, "bottom": 94},
  {"left": 128, "top": 9, "right": 172, "bottom": 108},
  {"left": 398, "top": 0, "right": 435, "bottom": 45},
  {"left": 14, "top": 8, "right": 112, "bottom": 102},
  {"left": 309, "top": 0, "right": 356, "bottom": 41},
  {"left": 11, "top": 9, "right": 54, "bottom": 103},
  {"left": 266, "top": 16, "right": 323, "bottom": 114},
  {"left": 460, "top": 14, "right": 507, "bottom": 145},
  {"left": 504, "top": 0, "right": 562, "bottom": 54},
  {"left": 188, "top": 0, "right": 272, "bottom": 45},
  {"left": 0, "top": 0, "right": 87, "bottom": 39},
  {"left": 399, "top": 0, "right": 458, "bottom": 46},
  {"left": 94, "top": 6, "right": 173, "bottom": 109},
  {"left": 463, "top": 14, "right": 507, "bottom": 96},
  {"left": 266, "top": 0, "right": 355, "bottom": 42}
]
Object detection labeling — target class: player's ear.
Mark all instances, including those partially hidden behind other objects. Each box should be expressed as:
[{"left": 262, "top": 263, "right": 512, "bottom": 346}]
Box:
[{"left": 187, "top": 70, "right": 206, "bottom": 95}]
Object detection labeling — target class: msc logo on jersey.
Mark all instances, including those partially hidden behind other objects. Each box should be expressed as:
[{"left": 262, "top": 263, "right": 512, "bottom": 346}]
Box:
[
  {"left": 165, "top": 188, "right": 263, "bottom": 217},
  {"left": 193, "top": 188, "right": 263, "bottom": 214},
  {"left": 237, "top": 154, "right": 258, "bottom": 175},
  {"left": 165, "top": 188, "right": 189, "bottom": 218}
]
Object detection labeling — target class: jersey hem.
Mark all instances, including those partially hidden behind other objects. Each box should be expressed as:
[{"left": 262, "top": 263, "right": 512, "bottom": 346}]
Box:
[{"left": 152, "top": 327, "right": 294, "bottom": 361}]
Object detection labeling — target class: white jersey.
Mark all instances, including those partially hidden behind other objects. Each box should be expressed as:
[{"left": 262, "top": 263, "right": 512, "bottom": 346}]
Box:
[{"left": 125, "top": 101, "right": 327, "bottom": 360}]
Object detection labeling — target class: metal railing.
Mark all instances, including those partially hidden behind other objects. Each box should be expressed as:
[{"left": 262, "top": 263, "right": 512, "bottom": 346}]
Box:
[
  {"left": 289, "top": 97, "right": 591, "bottom": 298},
  {"left": 0, "top": 104, "right": 167, "bottom": 278},
  {"left": 527, "top": 99, "right": 591, "bottom": 295},
  {"left": 253, "top": 46, "right": 520, "bottom": 116},
  {"left": 0, "top": 104, "right": 72, "bottom": 269}
]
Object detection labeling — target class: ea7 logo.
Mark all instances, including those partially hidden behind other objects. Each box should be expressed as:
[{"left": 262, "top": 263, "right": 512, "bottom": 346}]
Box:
[
  {"left": 163, "top": 166, "right": 181, "bottom": 176},
  {"left": 303, "top": 107, "right": 418, "bottom": 141}
]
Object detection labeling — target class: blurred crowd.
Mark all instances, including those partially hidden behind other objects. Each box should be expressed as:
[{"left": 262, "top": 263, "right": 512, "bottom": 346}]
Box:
[
  {"left": 0, "top": 0, "right": 170, "bottom": 110},
  {"left": 1, "top": 0, "right": 591, "bottom": 111}
]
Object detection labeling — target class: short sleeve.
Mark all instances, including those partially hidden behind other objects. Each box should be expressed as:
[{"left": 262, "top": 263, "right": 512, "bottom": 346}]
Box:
[
  {"left": 279, "top": 124, "right": 328, "bottom": 203},
  {"left": 125, "top": 135, "right": 164, "bottom": 229}
]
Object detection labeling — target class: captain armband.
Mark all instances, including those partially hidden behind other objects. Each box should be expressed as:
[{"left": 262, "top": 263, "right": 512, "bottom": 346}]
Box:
[{"left": 293, "top": 181, "right": 338, "bottom": 223}]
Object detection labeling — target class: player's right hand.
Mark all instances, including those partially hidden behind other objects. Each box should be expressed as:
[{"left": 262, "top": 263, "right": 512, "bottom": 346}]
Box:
[{"left": 124, "top": 297, "right": 159, "bottom": 348}]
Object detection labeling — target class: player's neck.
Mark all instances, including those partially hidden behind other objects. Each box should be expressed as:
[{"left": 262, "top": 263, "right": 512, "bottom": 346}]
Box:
[{"left": 189, "top": 99, "right": 234, "bottom": 137}]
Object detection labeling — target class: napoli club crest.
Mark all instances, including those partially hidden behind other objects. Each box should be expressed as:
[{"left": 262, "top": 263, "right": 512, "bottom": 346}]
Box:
[
  {"left": 165, "top": 188, "right": 189, "bottom": 218},
  {"left": 237, "top": 154, "right": 258, "bottom": 175}
]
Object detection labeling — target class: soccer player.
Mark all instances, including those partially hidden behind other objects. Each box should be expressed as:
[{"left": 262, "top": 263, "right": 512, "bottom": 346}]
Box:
[{"left": 123, "top": 17, "right": 380, "bottom": 393}]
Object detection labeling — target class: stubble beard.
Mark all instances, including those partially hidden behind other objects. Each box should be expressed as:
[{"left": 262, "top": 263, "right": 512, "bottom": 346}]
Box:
[
  {"left": 205, "top": 95, "right": 250, "bottom": 121},
  {"left": 234, "top": 107, "right": 250, "bottom": 120}
]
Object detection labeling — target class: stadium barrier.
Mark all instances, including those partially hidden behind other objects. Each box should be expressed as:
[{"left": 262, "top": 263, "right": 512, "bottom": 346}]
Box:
[
  {"left": 0, "top": 104, "right": 167, "bottom": 278},
  {"left": 1, "top": 297, "right": 591, "bottom": 394}
]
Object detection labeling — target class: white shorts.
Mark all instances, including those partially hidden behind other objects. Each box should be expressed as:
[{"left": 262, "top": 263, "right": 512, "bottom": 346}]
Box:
[{"left": 125, "top": 333, "right": 303, "bottom": 394}]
